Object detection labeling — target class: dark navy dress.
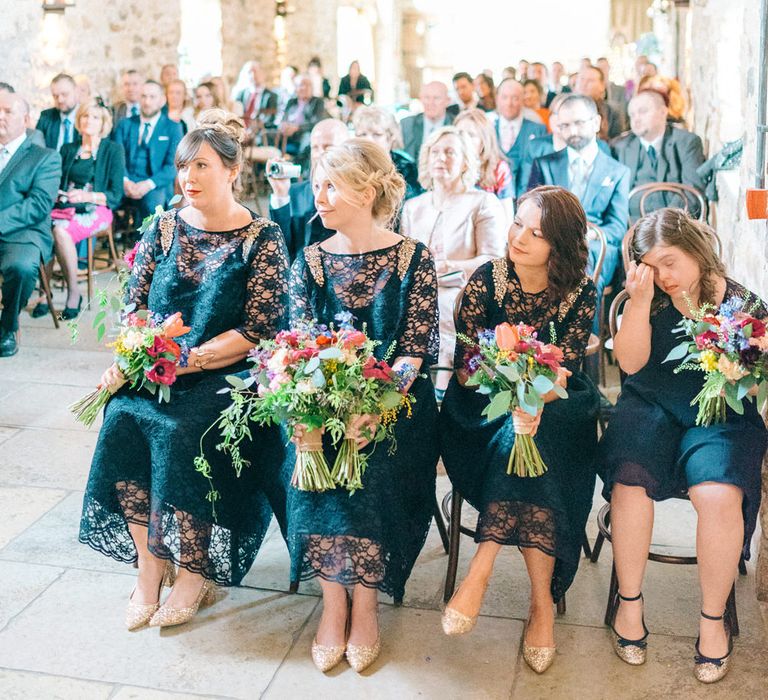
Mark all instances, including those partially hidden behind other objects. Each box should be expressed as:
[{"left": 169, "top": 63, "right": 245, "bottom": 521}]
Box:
[
  {"left": 79, "top": 208, "right": 290, "bottom": 585},
  {"left": 285, "top": 238, "right": 440, "bottom": 600},
  {"left": 440, "top": 258, "right": 600, "bottom": 600},
  {"left": 600, "top": 279, "right": 767, "bottom": 560}
]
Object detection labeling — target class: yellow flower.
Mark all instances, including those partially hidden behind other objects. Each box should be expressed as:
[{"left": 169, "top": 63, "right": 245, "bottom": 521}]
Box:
[{"left": 700, "top": 350, "right": 718, "bottom": 372}]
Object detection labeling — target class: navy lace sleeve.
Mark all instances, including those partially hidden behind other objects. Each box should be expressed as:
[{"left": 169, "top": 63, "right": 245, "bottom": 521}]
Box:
[
  {"left": 124, "top": 218, "right": 161, "bottom": 309},
  {"left": 288, "top": 250, "right": 314, "bottom": 325},
  {"left": 559, "top": 281, "right": 597, "bottom": 371},
  {"left": 453, "top": 262, "right": 493, "bottom": 370},
  {"left": 235, "top": 224, "right": 290, "bottom": 342},
  {"left": 398, "top": 244, "right": 439, "bottom": 363}
]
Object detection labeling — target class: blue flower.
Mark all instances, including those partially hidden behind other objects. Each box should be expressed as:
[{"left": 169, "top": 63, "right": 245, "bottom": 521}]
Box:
[
  {"left": 478, "top": 329, "right": 496, "bottom": 346},
  {"left": 718, "top": 296, "right": 744, "bottom": 319},
  {"left": 334, "top": 311, "right": 356, "bottom": 328}
]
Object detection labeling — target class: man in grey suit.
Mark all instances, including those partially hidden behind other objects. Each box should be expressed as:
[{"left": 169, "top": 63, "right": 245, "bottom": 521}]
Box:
[
  {"left": 400, "top": 81, "right": 454, "bottom": 161},
  {"left": 0, "top": 82, "right": 45, "bottom": 147},
  {"left": 612, "top": 89, "right": 706, "bottom": 220},
  {"left": 0, "top": 92, "right": 61, "bottom": 356}
]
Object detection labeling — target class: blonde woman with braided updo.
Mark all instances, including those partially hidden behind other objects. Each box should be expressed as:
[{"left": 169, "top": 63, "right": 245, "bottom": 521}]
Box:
[
  {"left": 287, "top": 138, "right": 440, "bottom": 673},
  {"left": 79, "top": 109, "right": 290, "bottom": 630}
]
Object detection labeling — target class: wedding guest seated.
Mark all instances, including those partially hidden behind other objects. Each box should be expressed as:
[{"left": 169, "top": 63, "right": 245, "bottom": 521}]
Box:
[
  {"left": 529, "top": 62, "right": 557, "bottom": 108},
  {"left": 400, "top": 81, "right": 454, "bottom": 161},
  {"left": 278, "top": 74, "right": 328, "bottom": 163},
  {"left": 599, "top": 210, "right": 767, "bottom": 683},
  {"left": 207, "top": 76, "right": 236, "bottom": 113},
  {"left": 0, "top": 91, "right": 61, "bottom": 357},
  {"left": 36, "top": 73, "right": 81, "bottom": 152},
  {"left": 0, "top": 83, "right": 44, "bottom": 147},
  {"left": 159, "top": 63, "right": 178, "bottom": 88},
  {"left": 491, "top": 78, "right": 547, "bottom": 198},
  {"left": 338, "top": 60, "right": 373, "bottom": 104},
  {"left": 453, "top": 108, "right": 514, "bottom": 221},
  {"left": 440, "top": 186, "right": 599, "bottom": 675},
  {"left": 548, "top": 61, "right": 571, "bottom": 105},
  {"left": 450, "top": 72, "right": 478, "bottom": 114},
  {"left": 268, "top": 118, "right": 349, "bottom": 260},
  {"left": 596, "top": 57, "right": 628, "bottom": 121},
  {"left": 576, "top": 65, "right": 624, "bottom": 140},
  {"left": 193, "top": 81, "right": 220, "bottom": 123},
  {"left": 73, "top": 74, "right": 93, "bottom": 105},
  {"left": 112, "top": 69, "right": 144, "bottom": 125},
  {"left": 353, "top": 106, "right": 421, "bottom": 201},
  {"left": 232, "top": 60, "right": 278, "bottom": 135},
  {"left": 638, "top": 75, "right": 688, "bottom": 126},
  {"left": 522, "top": 79, "right": 551, "bottom": 131},
  {"left": 474, "top": 74, "right": 496, "bottom": 113},
  {"left": 528, "top": 94, "right": 630, "bottom": 323},
  {"left": 307, "top": 56, "right": 331, "bottom": 99},
  {"left": 52, "top": 100, "right": 125, "bottom": 319},
  {"left": 165, "top": 79, "right": 195, "bottom": 134},
  {"left": 612, "top": 89, "right": 705, "bottom": 221},
  {"left": 401, "top": 126, "right": 507, "bottom": 393},
  {"left": 112, "top": 80, "right": 183, "bottom": 220}
]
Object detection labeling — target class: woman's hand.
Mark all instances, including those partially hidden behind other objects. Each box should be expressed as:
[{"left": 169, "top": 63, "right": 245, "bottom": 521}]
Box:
[
  {"left": 98, "top": 363, "right": 127, "bottom": 394},
  {"left": 625, "top": 261, "right": 655, "bottom": 307},
  {"left": 554, "top": 366, "right": 571, "bottom": 390},
  {"left": 66, "top": 189, "right": 86, "bottom": 203},
  {"left": 512, "top": 406, "right": 542, "bottom": 437},
  {"left": 346, "top": 413, "right": 380, "bottom": 449},
  {"left": 291, "top": 423, "right": 324, "bottom": 450}
]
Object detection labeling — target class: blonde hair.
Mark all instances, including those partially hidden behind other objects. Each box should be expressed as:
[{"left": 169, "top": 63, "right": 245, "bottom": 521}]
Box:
[
  {"left": 453, "top": 109, "right": 504, "bottom": 190},
  {"left": 418, "top": 126, "right": 479, "bottom": 191},
  {"left": 352, "top": 106, "right": 404, "bottom": 150},
  {"left": 316, "top": 138, "right": 406, "bottom": 226},
  {"left": 74, "top": 100, "right": 112, "bottom": 138}
]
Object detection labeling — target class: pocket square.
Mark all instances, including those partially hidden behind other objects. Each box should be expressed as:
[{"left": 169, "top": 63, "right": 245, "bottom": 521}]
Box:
[
  {"left": 601, "top": 176, "right": 615, "bottom": 187},
  {"left": 158, "top": 135, "right": 169, "bottom": 141}
]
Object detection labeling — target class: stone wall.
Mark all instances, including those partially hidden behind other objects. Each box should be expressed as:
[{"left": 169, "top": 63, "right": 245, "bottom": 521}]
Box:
[
  {"left": 220, "top": 0, "right": 277, "bottom": 89},
  {"left": 284, "top": 0, "right": 339, "bottom": 89},
  {"left": 2, "top": 0, "right": 182, "bottom": 113}
]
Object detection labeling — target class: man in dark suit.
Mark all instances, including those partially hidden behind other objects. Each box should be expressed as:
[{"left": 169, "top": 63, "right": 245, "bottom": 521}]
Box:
[
  {"left": 268, "top": 119, "right": 349, "bottom": 261},
  {"left": 576, "top": 66, "right": 624, "bottom": 140},
  {"left": 530, "top": 63, "right": 557, "bottom": 108},
  {"left": 35, "top": 73, "right": 81, "bottom": 152},
  {"left": 491, "top": 78, "right": 547, "bottom": 198},
  {"left": 112, "top": 70, "right": 144, "bottom": 126},
  {"left": 278, "top": 74, "right": 327, "bottom": 165},
  {"left": 449, "top": 72, "right": 478, "bottom": 115},
  {"left": 0, "top": 83, "right": 46, "bottom": 147},
  {"left": 112, "top": 80, "right": 183, "bottom": 220},
  {"left": 234, "top": 61, "right": 279, "bottom": 132},
  {"left": 612, "top": 89, "right": 706, "bottom": 220},
  {"left": 0, "top": 92, "right": 61, "bottom": 356},
  {"left": 528, "top": 94, "right": 630, "bottom": 323},
  {"left": 597, "top": 57, "right": 629, "bottom": 121},
  {"left": 400, "top": 81, "right": 454, "bottom": 161}
]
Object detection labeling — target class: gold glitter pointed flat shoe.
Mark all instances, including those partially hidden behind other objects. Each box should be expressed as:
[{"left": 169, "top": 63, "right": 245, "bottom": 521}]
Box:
[
  {"left": 346, "top": 635, "right": 381, "bottom": 673},
  {"left": 125, "top": 561, "right": 176, "bottom": 631},
  {"left": 148, "top": 577, "right": 215, "bottom": 628},
  {"left": 523, "top": 641, "right": 557, "bottom": 674},
  {"left": 441, "top": 606, "right": 477, "bottom": 636},
  {"left": 694, "top": 611, "right": 732, "bottom": 684},
  {"left": 611, "top": 592, "right": 649, "bottom": 666},
  {"left": 311, "top": 638, "right": 347, "bottom": 672}
]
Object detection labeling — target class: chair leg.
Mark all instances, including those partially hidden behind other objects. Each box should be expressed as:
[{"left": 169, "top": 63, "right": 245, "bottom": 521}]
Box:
[
  {"left": 604, "top": 562, "right": 619, "bottom": 627},
  {"left": 37, "top": 262, "right": 59, "bottom": 329},
  {"left": 726, "top": 583, "right": 739, "bottom": 637},
  {"left": 556, "top": 594, "right": 566, "bottom": 616},
  {"left": 581, "top": 531, "right": 593, "bottom": 559},
  {"left": 393, "top": 594, "right": 403, "bottom": 607},
  {"left": 433, "top": 494, "right": 449, "bottom": 554},
  {"left": 590, "top": 531, "right": 605, "bottom": 563},
  {"left": 105, "top": 226, "right": 119, "bottom": 270},
  {"left": 86, "top": 236, "right": 94, "bottom": 304},
  {"left": 289, "top": 579, "right": 299, "bottom": 594},
  {"left": 443, "top": 487, "right": 463, "bottom": 603}
]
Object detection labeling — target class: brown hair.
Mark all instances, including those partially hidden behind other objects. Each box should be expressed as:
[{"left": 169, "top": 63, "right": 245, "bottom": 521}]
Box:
[
  {"left": 516, "top": 186, "right": 589, "bottom": 301},
  {"left": 175, "top": 109, "right": 245, "bottom": 183},
  {"left": 453, "top": 108, "right": 504, "bottom": 190},
  {"left": 631, "top": 208, "right": 725, "bottom": 307}
]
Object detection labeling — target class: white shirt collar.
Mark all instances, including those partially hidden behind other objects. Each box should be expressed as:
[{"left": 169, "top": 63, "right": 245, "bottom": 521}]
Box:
[
  {"left": 498, "top": 113, "right": 523, "bottom": 130},
  {"left": 1, "top": 132, "right": 28, "bottom": 159},
  {"left": 567, "top": 140, "right": 599, "bottom": 168},
  {"left": 638, "top": 133, "right": 664, "bottom": 153},
  {"left": 59, "top": 106, "right": 78, "bottom": 123},
  {"left": 140, "top": 111, "right": 162, "bottom": 129}
]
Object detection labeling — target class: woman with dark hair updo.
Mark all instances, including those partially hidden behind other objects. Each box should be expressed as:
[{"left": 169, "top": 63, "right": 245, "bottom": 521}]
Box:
[
  {"left": 287, "top": 138, "right": 439, "bottom": 674},
  {"left": 439, "top": 186, "right": 600, "bottom": 674},
  {"left": 79, "top": 109, "right": 290, "bottom": 630},
  {"left": 599, "top": 209, "right": 767, "bottom": 683}
]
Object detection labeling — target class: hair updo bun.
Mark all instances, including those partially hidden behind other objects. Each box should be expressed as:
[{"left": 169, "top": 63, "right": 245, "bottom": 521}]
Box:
[
  {"left": 317, "top": 138, "right": 407, "bottom": 226},
  {"left": 175, "top": 108, "right": 245, "bottom": 175}
]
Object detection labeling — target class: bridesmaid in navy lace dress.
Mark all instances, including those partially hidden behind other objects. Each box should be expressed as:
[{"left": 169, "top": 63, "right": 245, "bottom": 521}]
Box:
[
  {"left": 440, "top": 186, "right": 600, "bottom": 674},
  {"left": 79, "top": 111, "right": 289, "bottom": 630},
  {"left": 599, "top": 209, "right": 767, "bottom": 682},
  {"left": 287, "top": 139, "right": 439, "bottom": 673}
]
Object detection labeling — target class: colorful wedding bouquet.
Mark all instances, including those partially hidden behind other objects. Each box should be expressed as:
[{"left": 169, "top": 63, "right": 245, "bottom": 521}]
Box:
[
  {"left": 69, "top": 310, "right": 191, "bottom": 427},
  {"left": 665, "top": 294, "right": 768, "bottom": 426},
  {"left": 459, "top": 322, "right": 568, "bottom": 477},
  {"left": 208, "top": 313, "right": 413, "bottom": 493}
]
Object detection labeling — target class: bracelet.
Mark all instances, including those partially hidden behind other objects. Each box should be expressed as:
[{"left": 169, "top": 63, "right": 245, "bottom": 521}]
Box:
[
  {"left": 191, "top": 347, "right": 216, "bottom": 370},
  {"left": 395, "top": 362, "right": 418, "bottom": 392}
]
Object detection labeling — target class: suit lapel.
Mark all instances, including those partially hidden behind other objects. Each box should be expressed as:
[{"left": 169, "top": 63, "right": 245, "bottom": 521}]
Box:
[
  {"left": 582, "top": 152, "right": 608, "bottom": 210},
  {"left": 0, "top": 139, "right": 34, "bottom": 189},
  {"left": 551, "top": 149, "right": 569, "bottom": 188},
  {"left": 626, "top": 137, "right": 641, "bottom": 183},
  {"left": 659, "top": 127, "right": 673, "bottom": 181},
  {"left": 128, "top": 118, "right": 139, "bottom": 168}
]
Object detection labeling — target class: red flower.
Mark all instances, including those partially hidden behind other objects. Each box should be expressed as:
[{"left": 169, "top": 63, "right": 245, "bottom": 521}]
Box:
[
  {"left": 147, "top": 335, "right": 173, "bottom": 358},
  {"left": 362, "top": 356, "right": 393, "bottom": 382},
  {"left": 742, "top": 317, "right": 766, "bottom": 338},
  {"left": 145, "top": 358, "right": 177, "bottom": 385},
  {"left": 124, "top": 242, "right": 140, "bottom": 268},
  {"left": 695, "top": 330, "right": 720, "bottom": 350},
  {"left": 535, "top": 347, "right": 564, "bottom": 372}
]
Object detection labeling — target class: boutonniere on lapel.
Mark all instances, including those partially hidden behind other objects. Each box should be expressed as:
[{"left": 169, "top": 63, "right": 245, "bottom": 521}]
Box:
[{"left": 601, "top": 176, "right": 615, "bottom": 188}]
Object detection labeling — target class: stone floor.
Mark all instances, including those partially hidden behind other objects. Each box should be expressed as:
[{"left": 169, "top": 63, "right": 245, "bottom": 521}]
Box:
[{"left": 1, "top": 276, "right": 767, "bottom": 699}]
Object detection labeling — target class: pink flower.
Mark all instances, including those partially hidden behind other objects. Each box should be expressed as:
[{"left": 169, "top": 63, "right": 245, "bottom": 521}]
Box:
[
  {"left": 124, "top": 242, "right": 140, "bottom": 268},
  {"left": 343, "top": 330, "right": 368, "bottom": 348},
  {"left": 145, "top": 358, "right": 177, "bottom": 385},
  {"left": 147, "top": 335, "right": 173, "bottom": 358},
  {"left": 695, "top": 330, "right": 720, "bottom": 351},
  {"left": 362, "top": 356, "right": 393, "bottom": 382}
]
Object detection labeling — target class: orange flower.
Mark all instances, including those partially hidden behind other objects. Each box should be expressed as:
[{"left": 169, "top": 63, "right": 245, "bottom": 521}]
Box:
[
  {"left": 162, "top": 312, "right": 191, "bottom": 338},
  {"left": 495, "top": 322, "right": 520, "bottom": 351}
]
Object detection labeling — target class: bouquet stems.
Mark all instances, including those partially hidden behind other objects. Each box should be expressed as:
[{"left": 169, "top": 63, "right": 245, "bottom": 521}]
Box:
[
  {"left": 69, "top": 387, "right": 112, "bottom": 428},
  {"left": 691, "top": 375, "right": 727, "bottom": 426},
  {"left": 292, "top": 428, "right": 335, "bottom": 492},
  {"left": 331, "top": 438, "right": 366, "bottom": 493},
  {"left": 507, "top": 413, "right": 547, "bottom": 477}
]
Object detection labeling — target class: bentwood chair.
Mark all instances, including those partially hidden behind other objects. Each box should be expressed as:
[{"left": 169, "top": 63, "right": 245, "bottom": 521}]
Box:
[{"left": 628, "top": 182, "right": 707, "bottom": 223}]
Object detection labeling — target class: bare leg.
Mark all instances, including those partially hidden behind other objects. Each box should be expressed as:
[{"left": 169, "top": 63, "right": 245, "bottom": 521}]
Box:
[
  {"left": 52, "top": 225, "right": 81, "bottom": 308},
  {"left": 447, "top": 540, "right": 502, "bottom": 617},
  {"left": 163, "top": 508, "right": 211, "bottom": 608},
  {"left": 521, "top": 547, "right": 555, "bottom": 647},
  {"left": 611, "top": 483, "right": 654, "bottom": 639},
  {"left": 348, "top": 583, "right": 379, "bottom": 646},
  {"left": 316, "top": 580, "right": 349, "bottom": 646},
  {"left": 688, "top": 482, "right": 742, "bottom": 658}
]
